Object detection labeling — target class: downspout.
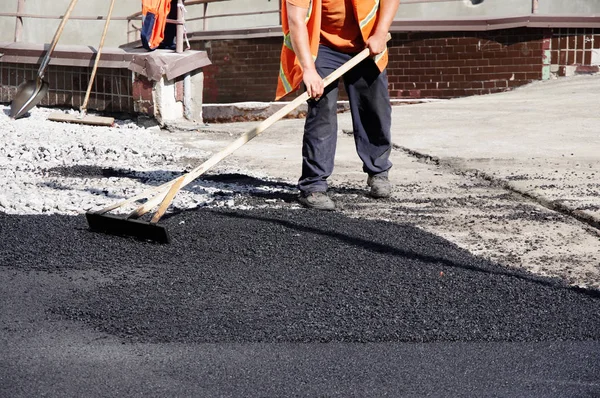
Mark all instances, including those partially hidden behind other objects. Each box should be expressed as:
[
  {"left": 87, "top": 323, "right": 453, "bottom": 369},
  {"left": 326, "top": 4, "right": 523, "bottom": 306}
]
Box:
[
  {"left": 184, "top": 73, "right": 192, "bottom": 120},
  {"left": 176, "top": 0, "right": 184, "bottom": 54},
  {"left": 14, "top": 0, "right": 25, "bottom": 42},
  {"left": 176, "top": 0, "right": 193, "bottom": 121}
]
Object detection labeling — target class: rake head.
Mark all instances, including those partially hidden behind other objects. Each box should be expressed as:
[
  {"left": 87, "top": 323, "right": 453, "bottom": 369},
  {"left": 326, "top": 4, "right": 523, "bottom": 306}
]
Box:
[{"left": 86, "top": 212, "right": 171, "bottom": 244}]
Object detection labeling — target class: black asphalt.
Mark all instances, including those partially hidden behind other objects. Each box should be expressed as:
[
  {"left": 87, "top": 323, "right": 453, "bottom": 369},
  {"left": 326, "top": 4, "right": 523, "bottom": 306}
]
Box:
[{"left": 1, "top": 208, "right": 599, "bottom": 397}]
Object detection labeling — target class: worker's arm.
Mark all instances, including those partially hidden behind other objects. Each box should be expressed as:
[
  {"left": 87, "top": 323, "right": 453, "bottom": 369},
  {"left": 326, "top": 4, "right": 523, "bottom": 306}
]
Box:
[
  {"left": 366, "top": 0, "right": 400, "bottom": 56},
  {"left": 286, "top": 1, "right": 324, "bottom": 99}
]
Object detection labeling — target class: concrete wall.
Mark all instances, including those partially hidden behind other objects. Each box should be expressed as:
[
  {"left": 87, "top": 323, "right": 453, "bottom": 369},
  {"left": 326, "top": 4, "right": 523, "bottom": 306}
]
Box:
[
  {"left": 1, "top": 0, "right": 600, "bottom": 47},
  {"left": 539, "top": 0, "right": 600, "bottom": 15},
  {"left": 0, "top": 0, "right": 139, "bottom": 47},
  {"left": 191, "top": 0, "right": 280, "bottom": 32},
  {"left": 397, "top": 0, "right": 531, "bottom": 19}
]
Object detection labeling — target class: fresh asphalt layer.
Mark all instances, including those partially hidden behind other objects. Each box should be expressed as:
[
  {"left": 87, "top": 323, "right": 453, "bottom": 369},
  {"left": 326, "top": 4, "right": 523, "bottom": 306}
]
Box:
[
  {"left": 1, "top": 205, "right": 599, "bottom": 396},
  {"left": 1, "top": 75, "right": 599, "bottom": 397}
]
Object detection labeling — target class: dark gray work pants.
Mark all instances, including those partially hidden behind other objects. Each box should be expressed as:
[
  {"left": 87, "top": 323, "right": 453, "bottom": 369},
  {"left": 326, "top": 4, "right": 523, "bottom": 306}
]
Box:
[{"left": 299, "top": 44, "right": 393, "bottom": 194}]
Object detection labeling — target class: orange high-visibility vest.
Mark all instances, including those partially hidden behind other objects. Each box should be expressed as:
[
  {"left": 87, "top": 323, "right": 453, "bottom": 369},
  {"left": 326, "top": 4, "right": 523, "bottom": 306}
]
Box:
[
  {"left": 276, "top": 0, "right": 388, "bottom": 100},
  {"left": 141, "top": 0, "right": 172, "bottom": 51}
]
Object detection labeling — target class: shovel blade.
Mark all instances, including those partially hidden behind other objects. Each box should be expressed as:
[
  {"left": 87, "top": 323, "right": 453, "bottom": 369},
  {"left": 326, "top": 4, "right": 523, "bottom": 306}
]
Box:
[
  {"left": 86, "top": 212, "right": 172, "bottom": 244},
  {"left": 10, "top": 78, "right": 50, "bottom": 119}
]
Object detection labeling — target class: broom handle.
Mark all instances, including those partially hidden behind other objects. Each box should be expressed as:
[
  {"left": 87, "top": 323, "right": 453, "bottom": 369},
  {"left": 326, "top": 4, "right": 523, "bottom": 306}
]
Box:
[
  {"left": 97, "top": 34, "right": 390, "bottom": 217},
  {"left": 81, "top": 0, "right": 116, "bottom": 113}
]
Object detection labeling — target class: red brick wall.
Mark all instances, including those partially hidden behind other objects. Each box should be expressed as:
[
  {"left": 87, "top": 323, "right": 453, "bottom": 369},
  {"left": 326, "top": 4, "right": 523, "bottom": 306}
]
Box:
[
  {"left": 388, "top": 28, "right": 546, "bottom": 99},
  {"left": 132, "top": 74, "right": 154, "bottom": 115},
  {"left": 192, "top": 38, "right": 282, "bottom": 103},
  {"left": 192, "top": 27, "right": 599, "bottom": 104}
]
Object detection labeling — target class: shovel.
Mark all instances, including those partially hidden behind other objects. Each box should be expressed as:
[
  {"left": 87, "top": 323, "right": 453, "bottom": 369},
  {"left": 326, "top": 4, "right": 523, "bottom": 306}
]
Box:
[
  {"left": 10, "top": 0, "right": 79, "bottom": 119},
  {"left": 87, "top": 34, "right": 392, "bottom": 243}
]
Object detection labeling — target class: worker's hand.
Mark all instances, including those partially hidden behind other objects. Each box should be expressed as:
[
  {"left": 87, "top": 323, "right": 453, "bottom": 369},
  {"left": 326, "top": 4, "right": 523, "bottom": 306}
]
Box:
[
  {"left": 303, "top": 68, "right": 324, "bottom": 99},
  {"left": 366, "top": 31, "right": 388, "bottom": 56}
]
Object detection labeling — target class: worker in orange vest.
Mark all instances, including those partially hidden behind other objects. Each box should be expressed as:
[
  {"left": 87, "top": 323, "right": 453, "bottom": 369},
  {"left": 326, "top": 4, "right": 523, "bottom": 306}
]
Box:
[
  {"left": 141, "top": 0, "right": 178, "bottom": 51},
  {"left": 277, "top": 0, "right": 400, "bottom": 210}
]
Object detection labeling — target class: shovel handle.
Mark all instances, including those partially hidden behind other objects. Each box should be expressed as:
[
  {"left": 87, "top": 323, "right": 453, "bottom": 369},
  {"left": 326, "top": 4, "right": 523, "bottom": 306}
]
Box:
[{"left": 38, "top": 0, "right": 79, "bottom": 78}]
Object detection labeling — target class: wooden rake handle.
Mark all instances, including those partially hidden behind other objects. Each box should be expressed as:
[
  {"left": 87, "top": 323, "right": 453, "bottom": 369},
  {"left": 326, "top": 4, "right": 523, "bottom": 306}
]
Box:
[{"left": 103, "top": 34, "right": 391, "bottom": 221}]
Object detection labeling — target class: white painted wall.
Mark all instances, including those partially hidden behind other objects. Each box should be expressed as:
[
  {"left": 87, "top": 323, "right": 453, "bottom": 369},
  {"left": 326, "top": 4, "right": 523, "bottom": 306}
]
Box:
[
  {"left": 0, "top": 0, "right": 139, "bottom": 46},
  {"left": 539, "top": 0, "right": 600, "bottom": 15},
  {"left": 191, "top": 0, "right": 279, "bottom": 32},
  {"left": 397, "top": 0, "right": 531, "bottom": 19},
  {"left": 0, "top": 0, "right": 599, "bottom": 48}
]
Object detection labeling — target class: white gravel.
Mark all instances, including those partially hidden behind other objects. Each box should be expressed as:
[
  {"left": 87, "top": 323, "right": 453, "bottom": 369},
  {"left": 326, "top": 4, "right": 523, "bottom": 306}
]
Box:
[{"left": 0, "top": 105, "right": 295, "bottom": 216}]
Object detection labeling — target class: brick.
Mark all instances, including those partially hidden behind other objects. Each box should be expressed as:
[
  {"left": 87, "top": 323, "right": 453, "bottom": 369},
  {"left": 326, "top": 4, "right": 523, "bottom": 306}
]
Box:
[
  {"left": 575, "top": 65, "right": 600, "bottom": 74},
  {"left": 471, "top": 59, "right": 490, "bottom": 66},
  {"left": 492, "top": 65, "right": 512, "bottom": 73},
  {"left": 576, "top": 35, "right": 585, "bottom": 50},
  {"left": 559, "top": 36, "right": 568, "bottom": 51},
  {"left": 559, "top": 51, "right": 567, "bottom": 65},
  {"left": 568, "top": 35, "right": 577, "bottom": 49}
]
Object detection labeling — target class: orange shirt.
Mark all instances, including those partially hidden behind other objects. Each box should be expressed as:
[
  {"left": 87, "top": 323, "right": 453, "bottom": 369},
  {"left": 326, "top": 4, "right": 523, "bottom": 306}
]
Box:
[
  {"left": 287, "top": 0, "right": 364, "bottom": 52},
  {"left": 277, "top": 0, "right": 386, "bottom": 99}
]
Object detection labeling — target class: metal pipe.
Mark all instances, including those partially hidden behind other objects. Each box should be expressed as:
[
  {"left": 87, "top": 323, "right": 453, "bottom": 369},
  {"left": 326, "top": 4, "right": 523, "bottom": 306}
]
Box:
[
  {"left": 532, "top": 0, "right": 539, "bottom": 14},
  {"left": 14, "top": 0, "right": 25, "bottom": 42},
  {"left": 1, "top": 12, "right": 129, "bottom": 20},
  {"left": 176, "top": 0, "right": 184, "bottom": 53},
  {"left": 183, "top": 73, "right": 192, "bottom": 120}
]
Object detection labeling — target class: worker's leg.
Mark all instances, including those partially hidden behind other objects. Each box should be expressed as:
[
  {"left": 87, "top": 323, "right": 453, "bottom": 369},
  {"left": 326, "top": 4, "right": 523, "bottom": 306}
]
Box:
[
  {"left": 343, "top": 59, "right": 393, "bottom": 178},
  {"left": 298, "top": 45, "right": 344, "bottom": 194}
]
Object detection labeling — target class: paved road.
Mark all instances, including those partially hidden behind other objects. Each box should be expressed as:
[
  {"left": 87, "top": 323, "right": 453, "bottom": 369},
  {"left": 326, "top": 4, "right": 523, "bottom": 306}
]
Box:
[
  {"left": 2, "top": 76, "right": 600, "bottom": 396},
  {"left": 1, "top": 210, "right": 599, "bottom": 397}
]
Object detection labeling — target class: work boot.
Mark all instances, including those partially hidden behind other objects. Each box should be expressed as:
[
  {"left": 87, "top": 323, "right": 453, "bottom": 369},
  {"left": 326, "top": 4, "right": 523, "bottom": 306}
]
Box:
[
  {"left": 298, "top": 191, "right": 336, "bottom": 210},
  {"left": 367, "top": 174, "right": 392, "bottom": 198}
]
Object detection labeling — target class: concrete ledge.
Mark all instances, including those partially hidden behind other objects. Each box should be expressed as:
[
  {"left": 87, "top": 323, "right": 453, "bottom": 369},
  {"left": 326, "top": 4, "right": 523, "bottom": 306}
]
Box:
[
  {"left": 202, "top": 99, "right": 445, "bottom": 123},
  {"left": 0, "top": 43, "right": 211, "bottom": 81},
  {"left": 129, "top": 49, "right": 211, "bottom": 81},
  {"left": 0, "top": 42, "right": 131, "bottom": 68}
]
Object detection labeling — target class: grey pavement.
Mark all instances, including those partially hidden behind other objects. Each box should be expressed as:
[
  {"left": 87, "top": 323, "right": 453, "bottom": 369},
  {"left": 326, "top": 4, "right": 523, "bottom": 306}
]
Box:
[
  {"left": 174, "top": 74, "right": 600, "bottom": 288},
  {"left": 393, "top": 74, "right": 600, "bottom": 225}
]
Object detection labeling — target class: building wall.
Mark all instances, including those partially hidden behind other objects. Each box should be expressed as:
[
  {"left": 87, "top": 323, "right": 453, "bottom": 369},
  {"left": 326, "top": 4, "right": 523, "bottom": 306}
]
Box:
[
  {"left": 539, "top": 0, "right": 600, "bottom": 15},
  {"left": 192, "top": 0, "right": 280, "bottom": 32},
  {"left": 2, "top": 0, "right": 600, "bottom": 47},
  {"left": 0, "top": 0, "right": 139, "bottom": 47},
  {"left": 397, "top": 0, "right": 531, "bottom": 19},
  {"left": 192, "top": 28, "right": 600, "bottom": 104}
]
